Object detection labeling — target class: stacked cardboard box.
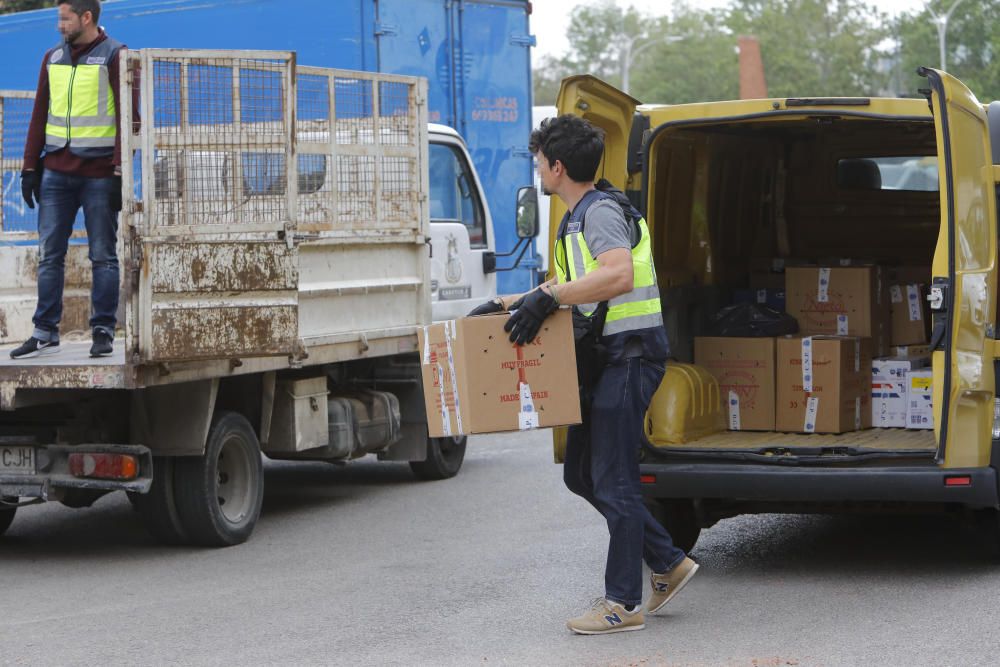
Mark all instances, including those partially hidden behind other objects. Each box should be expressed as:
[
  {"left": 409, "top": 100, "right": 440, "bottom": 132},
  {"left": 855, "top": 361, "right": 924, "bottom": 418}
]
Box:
[
  {"left": 784, "top": 265, "right": 890, "bottom": 357},
  {"left": 889, "top": 283, "right": 929, "bottom": 346},
  {"left": 694, "top": 337, "right": 776, "bottom": 431},
  {"left": 776, "top": 336, "right": 872, "bottom": 434}
]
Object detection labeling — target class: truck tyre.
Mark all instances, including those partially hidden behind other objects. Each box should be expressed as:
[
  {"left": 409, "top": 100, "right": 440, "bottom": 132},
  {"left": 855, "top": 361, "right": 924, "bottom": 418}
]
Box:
[
  {"left": 410, "top": 435, "right": 466, "bottom": 480},
  {"left": 647, "top": 499, "right": 701, "bottom": 554},
  {"left": 0, "top": 497, "right": 17, "bottom": 537},
  {"left": 131, "top": 457, "right": 189, "bottom": 545},
  {"left": 174, "top": 412, "right": 264, "bottom": 547}
]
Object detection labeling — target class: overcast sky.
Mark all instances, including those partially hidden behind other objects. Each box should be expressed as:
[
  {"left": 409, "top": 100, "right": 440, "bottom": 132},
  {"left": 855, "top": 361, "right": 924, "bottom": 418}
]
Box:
[{"left": 531, "top": 0, "right": 927, "bottom": 62}]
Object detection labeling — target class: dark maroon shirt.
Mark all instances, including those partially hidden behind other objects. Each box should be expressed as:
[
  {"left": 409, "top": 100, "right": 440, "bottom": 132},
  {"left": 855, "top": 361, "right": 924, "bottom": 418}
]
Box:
[{"left": 23, "top": 29, "right": 138, "bottom": 177}]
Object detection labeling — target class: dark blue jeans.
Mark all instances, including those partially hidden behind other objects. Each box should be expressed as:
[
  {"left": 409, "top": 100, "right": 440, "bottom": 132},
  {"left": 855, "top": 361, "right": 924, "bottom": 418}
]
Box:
[
  {"left": 564, "top": 357, "right": 686, "bottom": 607},
  {"left": 32, "top": 169, "right": 119, "bottom": 342}
]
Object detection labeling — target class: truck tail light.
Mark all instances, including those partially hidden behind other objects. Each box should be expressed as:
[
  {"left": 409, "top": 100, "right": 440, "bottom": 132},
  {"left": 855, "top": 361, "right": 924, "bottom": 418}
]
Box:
[{"left": 68, "top": 453, "right": 138, "bottom": 481}]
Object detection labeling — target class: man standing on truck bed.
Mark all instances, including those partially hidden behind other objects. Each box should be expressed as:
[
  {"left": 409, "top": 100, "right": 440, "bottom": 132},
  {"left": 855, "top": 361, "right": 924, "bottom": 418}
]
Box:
[
  {"left": 470, "top": 115, "right": 698, "bottom": 634},
  {"left": 14, "top": 0, "right": 126, "bottom": 360}
]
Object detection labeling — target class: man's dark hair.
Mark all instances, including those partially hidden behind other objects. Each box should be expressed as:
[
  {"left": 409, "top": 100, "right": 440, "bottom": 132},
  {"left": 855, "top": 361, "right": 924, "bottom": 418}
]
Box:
[
  {"left": 529, "top": 114, "right": 605, "bottom": 183},
  {"left": 58, "top": 0, "right": 101, "bottom": 24}
]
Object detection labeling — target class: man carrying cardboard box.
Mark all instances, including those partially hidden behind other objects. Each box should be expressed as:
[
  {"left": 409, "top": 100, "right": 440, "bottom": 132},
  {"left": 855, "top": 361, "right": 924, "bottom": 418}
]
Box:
[{"left": 470, "top": 115, "right": 697, "bottom": 635}]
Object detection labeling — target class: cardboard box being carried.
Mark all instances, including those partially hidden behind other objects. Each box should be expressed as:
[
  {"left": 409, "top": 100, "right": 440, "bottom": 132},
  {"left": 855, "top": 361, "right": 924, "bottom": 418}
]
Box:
[
  {"left": 417, "top": 310, "right": 581, "bottom": 437},
  {"left": 872, "top": 356, "right": 930, "bottom": 428},
  {"left": 889, "top": 283, "right": 929, "bottom": 346},
  {"left": 694, "top": 337, "right": 775, "bottom": 431},
  {"left": 906, "top": 369, "right": 934, "bottom": 430},
  {"left": 776, "top": 335, "right": 872, "bottom": 434},
  {"left": 784, "top": 266, "right": 890, "bottom": 356}
]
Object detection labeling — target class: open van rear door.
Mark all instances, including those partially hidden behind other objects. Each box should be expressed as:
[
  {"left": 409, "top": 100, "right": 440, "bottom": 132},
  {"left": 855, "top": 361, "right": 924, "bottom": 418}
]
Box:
[
  {"left": 921, "top": 67, "right": 998, "bottom": 468},
  {"left": 550, "top": 76, "right": 639, "bottom": 462}
]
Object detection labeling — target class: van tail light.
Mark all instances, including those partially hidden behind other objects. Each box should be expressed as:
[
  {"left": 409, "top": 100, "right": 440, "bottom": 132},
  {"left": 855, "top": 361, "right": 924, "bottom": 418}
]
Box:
[
  {"left": 68, "top": 453, "right": 138, "bottom": 480},
  {"left": 640, "top": 474, "right": 656, "bottom": 484},
  {"left": 944, "top": 475, "right": 972, "bottom": 487}
]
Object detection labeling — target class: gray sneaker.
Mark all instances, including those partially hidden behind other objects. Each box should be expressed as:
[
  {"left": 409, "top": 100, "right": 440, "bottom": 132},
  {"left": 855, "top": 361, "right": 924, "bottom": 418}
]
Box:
[{"left": 9, "top": 337, "right": 60, "bottom": 360}]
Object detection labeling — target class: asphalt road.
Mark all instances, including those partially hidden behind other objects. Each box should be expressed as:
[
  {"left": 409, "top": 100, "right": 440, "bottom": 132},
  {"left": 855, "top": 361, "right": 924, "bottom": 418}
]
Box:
[{"left": 2, "top": 429, "right": 999, "bottom": 666}]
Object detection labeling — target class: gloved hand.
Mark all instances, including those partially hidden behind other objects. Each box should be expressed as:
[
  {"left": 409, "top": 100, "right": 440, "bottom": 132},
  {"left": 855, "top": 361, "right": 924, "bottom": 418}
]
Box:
[
  {"left": 110, "top": 174, "right": 123, "bottom": 212},
  {"left": 467, "top": 298, "right": 505, "bottom": 317},
  {"left": 20, "top": 169, "right": 40, "bottom": 209},
  {"left": 504, "top": 288, "right": 558, "bottom": 345}
]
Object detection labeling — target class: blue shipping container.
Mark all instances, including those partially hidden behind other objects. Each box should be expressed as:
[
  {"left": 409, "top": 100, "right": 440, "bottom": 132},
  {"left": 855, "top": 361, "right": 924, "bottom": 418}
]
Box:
[{"left": 0, "top": 0, "right": 538, "bottom": 293}]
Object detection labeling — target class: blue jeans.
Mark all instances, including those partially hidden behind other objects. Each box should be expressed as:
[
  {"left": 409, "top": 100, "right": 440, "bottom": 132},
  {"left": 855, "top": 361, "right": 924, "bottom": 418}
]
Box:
[
  {"left": 564, "top": 357, "right": 686, "bottom": 607},
  {"left": 32, "top": 169, "right": 119, "bottom": 342}
]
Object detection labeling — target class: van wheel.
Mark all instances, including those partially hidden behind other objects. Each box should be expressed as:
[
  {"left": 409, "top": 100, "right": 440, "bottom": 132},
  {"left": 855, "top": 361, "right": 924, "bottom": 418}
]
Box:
[
  {"left": 0, "top": 497, "right": 17, "bottom": 537},
  {"left": 973, "top": 508, "right": 1000, "bottom": 558},
  {"left": 131, "top": 457, "right": 189, "bottom": 545},
  {"left": 647, "top": 499, "right": 702, "bottom": 554},
  {"left": 174, "top": 412, "right": 264, "bottom": 547},
  {"left": 410, "top": 435, "right": 466, "bottom": 480}
]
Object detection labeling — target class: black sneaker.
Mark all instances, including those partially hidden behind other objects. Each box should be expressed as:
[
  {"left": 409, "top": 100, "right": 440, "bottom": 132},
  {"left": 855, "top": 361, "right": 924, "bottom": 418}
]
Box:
[
  {"left": 90, "top": 330, "right": 113, "bottom": 357},
  {"left": 9, "top": 337, "right": 60, "bottom": 360}
]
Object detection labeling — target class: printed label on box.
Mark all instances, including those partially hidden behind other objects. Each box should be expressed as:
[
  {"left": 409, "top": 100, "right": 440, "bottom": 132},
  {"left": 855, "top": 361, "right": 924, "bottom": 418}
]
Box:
[
  {"left": 804, "top": 396, "right": 819, "bottom": 433},
  {"left": 907, "top": 284, "right": 922, "bottom": 321},
  {"left": 801, "top": 337, "right": 813, "bottom": 392},
  {"left": 817, "top": 268, "right": 831, "bottom": 303},
  {"left": 890, "top": 285, "right": 903, "bottom": 304},
  {"left": 728, "top": 390, "right": 741, "bottom": 430}
]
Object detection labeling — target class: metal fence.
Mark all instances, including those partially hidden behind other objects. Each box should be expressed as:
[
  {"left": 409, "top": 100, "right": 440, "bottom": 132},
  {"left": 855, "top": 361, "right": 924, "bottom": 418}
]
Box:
[
  {"left": 121, "top": 50, "right": 426, "bottom": 237},
  {"left": 0, "top": 90, "right": 37, "bottom": 238}
]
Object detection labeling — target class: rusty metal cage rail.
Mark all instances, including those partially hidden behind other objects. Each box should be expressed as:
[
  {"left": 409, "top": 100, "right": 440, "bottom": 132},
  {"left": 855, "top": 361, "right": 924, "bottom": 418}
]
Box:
[
  {"left": 121, "top": 51, "right": 428, "bottom": 239},
  {"left": 0, "top": 90, "right": 37, "bottom": 239}
]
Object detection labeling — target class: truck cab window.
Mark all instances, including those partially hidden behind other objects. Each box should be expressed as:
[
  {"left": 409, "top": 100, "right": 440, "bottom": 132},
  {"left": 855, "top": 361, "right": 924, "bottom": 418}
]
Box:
[{"left": 429, "top": 143, "right": 487, "bottom": 248}]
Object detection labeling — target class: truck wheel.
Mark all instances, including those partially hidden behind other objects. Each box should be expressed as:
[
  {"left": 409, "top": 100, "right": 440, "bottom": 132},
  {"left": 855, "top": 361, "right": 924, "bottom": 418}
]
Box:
[
  {"left": 174, "top": 412, "right": 264, "bottom": 547},
  {"left": 131, "top": 457, "right": 189, "bottom": 545},
  {"left": 647, "top": 499, "right": 702, "bottom": 554},
  {"left": 410, "top": 435, "right": 466, "bottom": 480},
  {"left": 0, "top": 497, "right": 17, "bottom": 537}
]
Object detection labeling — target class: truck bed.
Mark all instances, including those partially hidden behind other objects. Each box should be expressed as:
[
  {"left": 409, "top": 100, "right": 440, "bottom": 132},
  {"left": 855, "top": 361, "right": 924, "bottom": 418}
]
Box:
[
  {"left": 651, "top": 428, "right": 937, "bottom": 454},
  {"left": 0, "top": 340, "right": 128, "bottom": 397}
]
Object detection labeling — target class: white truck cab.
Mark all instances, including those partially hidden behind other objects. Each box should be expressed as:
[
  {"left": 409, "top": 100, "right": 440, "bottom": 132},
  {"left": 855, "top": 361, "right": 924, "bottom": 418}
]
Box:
[{"left": 427, "top": 124, "right": 497, "bottom": 320}]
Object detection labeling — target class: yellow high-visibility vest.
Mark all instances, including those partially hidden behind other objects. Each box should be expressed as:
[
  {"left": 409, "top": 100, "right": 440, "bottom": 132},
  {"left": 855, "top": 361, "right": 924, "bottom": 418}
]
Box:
[
  {"left": 554, "top": 189, "right": 663, "bottom": 337},
  {"left": 44, "top": 37, "right": 122, "bottom": 158}
]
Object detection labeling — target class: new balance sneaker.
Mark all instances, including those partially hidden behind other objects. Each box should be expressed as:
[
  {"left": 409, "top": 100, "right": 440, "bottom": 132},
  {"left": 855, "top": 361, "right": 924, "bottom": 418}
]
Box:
[
  {"left": 646, "top": 556, "right": 700, "bottom": 614},
  {"left": 567, "top": 598, "right": 645, "bottom": 635},
  {"left": 90, "top": 330, "right": 113, "bottom": 357},
  {"left": 9, "top": 337, "right": 60, "bottom": 360}
]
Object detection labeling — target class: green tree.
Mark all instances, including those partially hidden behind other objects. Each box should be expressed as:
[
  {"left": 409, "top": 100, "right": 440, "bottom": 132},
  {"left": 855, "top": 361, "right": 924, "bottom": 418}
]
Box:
[
  {"left": 894, "top": 0, "right": 1000, "bottom": 102},
  {"left": 0, "top": 0, "right": 51, "bottom": 14},
  {"left": 726, "top": 0, "right": 891, "bottom": 97}
]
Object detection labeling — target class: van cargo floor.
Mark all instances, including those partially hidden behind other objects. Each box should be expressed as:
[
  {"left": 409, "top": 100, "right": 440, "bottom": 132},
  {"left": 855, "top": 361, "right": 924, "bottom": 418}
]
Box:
[{"left": 660, "top": 428, "right": 936, "bottom": 453}]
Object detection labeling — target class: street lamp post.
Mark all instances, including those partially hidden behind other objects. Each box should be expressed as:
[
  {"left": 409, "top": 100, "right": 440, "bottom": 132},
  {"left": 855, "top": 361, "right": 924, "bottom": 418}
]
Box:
[
  {"left": 620, "top": 34, "right": 682, "bottom": 95},
  {"left": 930, "top": 0, "right": 967, "bottom": 71}
]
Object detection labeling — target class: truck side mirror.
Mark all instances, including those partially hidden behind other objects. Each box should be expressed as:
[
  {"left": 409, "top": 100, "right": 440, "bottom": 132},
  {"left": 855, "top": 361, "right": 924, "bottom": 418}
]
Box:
[{"left": 516, "top": 186, "right": 539, "bottom": 239}]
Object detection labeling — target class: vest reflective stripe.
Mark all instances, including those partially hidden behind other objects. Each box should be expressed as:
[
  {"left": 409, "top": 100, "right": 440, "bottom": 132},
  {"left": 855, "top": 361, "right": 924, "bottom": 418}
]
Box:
[
  {"left": 555, "top": 201, "right": 663, "bottom": 336},
  {"left": 44, "top": 38, "right": 121, "bottom": 158}
]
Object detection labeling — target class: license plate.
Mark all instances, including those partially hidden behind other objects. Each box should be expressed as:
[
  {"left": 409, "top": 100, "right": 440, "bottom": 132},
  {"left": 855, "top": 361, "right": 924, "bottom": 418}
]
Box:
[{"left": 0, "top": 447, "right": 34, "bottom": 474}]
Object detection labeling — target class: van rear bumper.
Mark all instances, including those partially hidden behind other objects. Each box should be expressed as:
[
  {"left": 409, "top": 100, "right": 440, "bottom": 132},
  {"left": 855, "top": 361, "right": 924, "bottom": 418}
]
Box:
[{"left": 639, "top": 463, "right": 1000, "bottom": 508}]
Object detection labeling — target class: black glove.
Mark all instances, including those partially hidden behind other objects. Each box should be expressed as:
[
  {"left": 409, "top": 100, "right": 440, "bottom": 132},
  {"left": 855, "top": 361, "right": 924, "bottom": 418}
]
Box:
[
  {"left": 110, "top": 174, "right": 123, "bottom": 212},
  {"left": 20, "top": 169, "right": 40, "bottom": 209},
  {"left": 504, "top": 288, "right": 558, "bottom": 345},
  {"left": 467, "top": 298, "right": 505, "bottom": 317}
]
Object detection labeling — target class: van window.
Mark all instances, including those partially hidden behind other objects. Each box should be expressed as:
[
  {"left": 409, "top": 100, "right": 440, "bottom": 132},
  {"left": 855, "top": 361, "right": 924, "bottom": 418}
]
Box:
[
  {"left": 838, "top": 156, "right": 938, "bottom": 192},
  {"left": 429, "top": 143, "right": 487, "bottom": 248}
]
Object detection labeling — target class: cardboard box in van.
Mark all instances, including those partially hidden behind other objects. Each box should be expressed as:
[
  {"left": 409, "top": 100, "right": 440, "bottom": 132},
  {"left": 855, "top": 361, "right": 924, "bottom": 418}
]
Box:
[
  {"left": 694, "top": 337, "right": 775, "bottom": 431},
  {"left": 906, "top": 369, "right": 934, "bottom": 430},
  {"left": 784, "top": 266, "right": 890, "bottom": 356},
  {"left": 889, "top": 283, "right": 929, "bottom": 346},
  {"left": 776, "top": 335, "right": 872, "bottom": 434},
  {"left": 892, "top": 344, "right": 932, "bottom": 358},
  {"left": 872, "top": 356, "right": 930, "bottom": 428},
  {"left": 417, "top": 310, "right": 581, "bottom": 437}
]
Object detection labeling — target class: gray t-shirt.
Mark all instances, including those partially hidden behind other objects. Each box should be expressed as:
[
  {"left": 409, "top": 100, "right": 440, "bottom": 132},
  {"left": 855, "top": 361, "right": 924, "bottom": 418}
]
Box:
[{"left": 581, "top": 198, "right": 639, "bottom": 257}]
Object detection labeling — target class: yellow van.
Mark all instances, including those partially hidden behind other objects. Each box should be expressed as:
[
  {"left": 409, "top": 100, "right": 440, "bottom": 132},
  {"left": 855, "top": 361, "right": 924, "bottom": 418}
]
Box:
[{"left": 551, "top": 70, "right": 1000, "bottom": 553}]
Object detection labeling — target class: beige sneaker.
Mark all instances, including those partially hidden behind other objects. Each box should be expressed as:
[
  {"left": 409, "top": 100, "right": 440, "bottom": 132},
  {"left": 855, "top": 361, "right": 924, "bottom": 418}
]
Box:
[
  {"left": 646, "top": 557, "right": 699, "bottom": 614},
  {"left": 567, "top": 598, "right": 645, "bottom": 635}
]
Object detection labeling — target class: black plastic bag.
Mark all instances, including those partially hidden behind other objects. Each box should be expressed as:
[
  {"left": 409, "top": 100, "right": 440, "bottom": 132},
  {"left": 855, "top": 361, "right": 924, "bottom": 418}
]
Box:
[{"left": 707, "top": 302, "right": 798, "bottom": 337}]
